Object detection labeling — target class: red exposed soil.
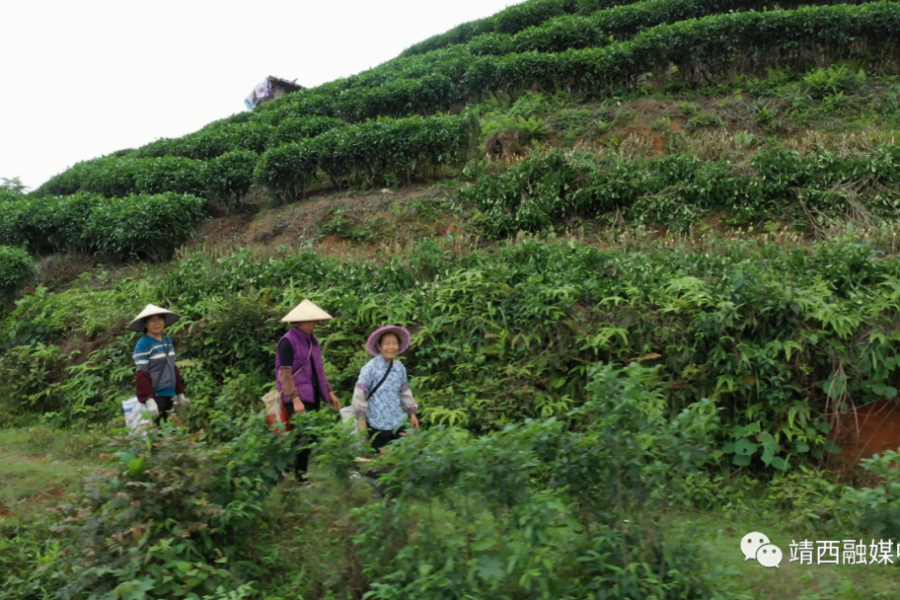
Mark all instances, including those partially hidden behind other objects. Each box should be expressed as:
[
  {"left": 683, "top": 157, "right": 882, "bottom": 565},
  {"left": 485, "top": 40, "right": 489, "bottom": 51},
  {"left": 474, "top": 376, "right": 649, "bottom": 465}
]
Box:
[{"left": 826, "top": 400, "right": 900, "bottom": 465}]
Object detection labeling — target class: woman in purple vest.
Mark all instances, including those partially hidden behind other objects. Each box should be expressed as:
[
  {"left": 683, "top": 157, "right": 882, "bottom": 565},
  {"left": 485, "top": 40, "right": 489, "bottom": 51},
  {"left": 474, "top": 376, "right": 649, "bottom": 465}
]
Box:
[{"left": 275, "top": 299, "right": 341, "bottom": 482}]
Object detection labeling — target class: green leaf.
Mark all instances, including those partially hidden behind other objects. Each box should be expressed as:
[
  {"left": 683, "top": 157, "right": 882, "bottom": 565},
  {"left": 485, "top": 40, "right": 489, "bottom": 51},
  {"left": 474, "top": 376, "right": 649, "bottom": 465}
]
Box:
[
  {"left": 825, "top": 440, "right": 842, "bottom": 455},
  {"left": 771, "top": 456, "right": 790, "bottom": 471},
  {"left": 733, "top": 454, "right": 752, "bottom": 467},
  {"left": 127, "top": 456, "right": 146, "bottom": 477},
  {"left": 734, "top": 438, "right": 758, "bottom": 456},
  {"left": 476, "top": 555, "right": 506, "bottom": 581},
  {"left": 795, "top": 442, "right": 810, "bottom": 453},
  {"left": 471, "top": 537, "right": 499, "bottom": 552}
]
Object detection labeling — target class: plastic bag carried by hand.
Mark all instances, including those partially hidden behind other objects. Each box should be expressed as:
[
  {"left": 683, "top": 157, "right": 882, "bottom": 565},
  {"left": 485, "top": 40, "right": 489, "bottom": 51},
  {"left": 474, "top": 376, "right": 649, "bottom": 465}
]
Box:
[{"left": 122, "top": 396, "right": 151, "bottom": 432}]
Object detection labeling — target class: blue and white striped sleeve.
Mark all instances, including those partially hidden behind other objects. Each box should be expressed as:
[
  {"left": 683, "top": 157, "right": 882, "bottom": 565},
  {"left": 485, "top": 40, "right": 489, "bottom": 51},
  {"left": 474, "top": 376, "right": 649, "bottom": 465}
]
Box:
[{"left": 133, "top": 338, "right": 151, "bottom": 372}]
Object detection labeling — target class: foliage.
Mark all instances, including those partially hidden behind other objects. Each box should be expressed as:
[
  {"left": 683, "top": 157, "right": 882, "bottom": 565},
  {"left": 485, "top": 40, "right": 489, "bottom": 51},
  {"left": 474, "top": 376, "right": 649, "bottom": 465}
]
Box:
[
  {"left": 462, "top": 143, "right": 900, "bottom": 236},
  {"left": 6, "top": 229, "right": 900, "bottom": 474},
  {"left": 253, "top": 140, "right": 318, "bottom": 204},
  {"left": 43, "top": 421, "right": 295, "bottom": 599},
  {"left": 308, "top": 362, "right": 725, "bottom": 599},
  {"left": 205, "top": 150, "right": 258, "bottom": 209},
  {"left": 255, "top": 114, "right": 476, "bottom": 201},
  {"left": 399, "top": 0, "right": 640, "bottom": 57},
  {"left": 0, "top": 245, "right": 38, "bottom": 300},
  {"left": 134, "top": 156, "right": 209, "bottom": 196},
  {"left": 266, "top": 115, "right": 345, "bottom": 146},
  {"left": 133, "top": 123, "right": 273, "bottom": 161},
  {"left": 0, "top": 193, "right": 208, "bottom": 261},
  {"left": 81, "top": 193, "right": 208, "bottom": 261},
  {"left": 840, "top": 449, "right": 900, "bottom": 543}
]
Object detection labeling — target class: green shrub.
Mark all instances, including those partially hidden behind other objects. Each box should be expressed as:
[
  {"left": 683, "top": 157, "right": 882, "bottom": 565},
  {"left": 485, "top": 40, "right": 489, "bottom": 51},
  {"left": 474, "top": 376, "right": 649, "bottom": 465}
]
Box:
[
  {"left": 462, "top": 144, "right": 900, "bottom": 237},
  {"left": 0, "top": 342, "right": 62, "bottom": 417},
  {"left": 205, "top": 150, "right": 258, "bottom": 209},
  {"left": 254, "top": 140, "right": 318, "bottom": 203},
  {"left": 46, "top": 423, "right": 295, "bottom": 599},
  {"left": 180, "top": 294, "right": 282, "bottom": 380},
  {"left": 0, "top": 188, "right": 23, "bottom": 203},
  {"left": 0, "top": 245, "right": 38, "bottom": 299},
  {"left": 255, "top": 114, "right": 475, "bottom": 200},
  {"left": 135, "top": 123, "right": 273, "bottom": 160},
  {"left": 841, "top": 449, "right": 900, "bottom": 542},
  {"left": 802, "top": 63, "right": 866, "bottom": 100},
  {"left": 82, "top": 193, "right": 208, "bottom": 261},
  {"left": 19, "top": 193, "right": 102, "bottom": 253},
  {"left": 75, "top": 156, "right": 140, "bottom": 197},
  {"left": 134, "top": 156, "right": 209, "bottom": 196},
  {"left": 311, "top": 363, "right": 723, "bottom": 598},
  {"left": 267, "top": 115, "right": 345, "bottom": 146}
]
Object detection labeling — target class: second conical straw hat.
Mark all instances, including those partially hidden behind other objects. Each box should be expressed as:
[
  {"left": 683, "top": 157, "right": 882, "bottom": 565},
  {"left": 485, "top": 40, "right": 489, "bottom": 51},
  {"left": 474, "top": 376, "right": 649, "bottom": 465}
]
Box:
[{"left": 281, "top": 299, "right": 333, "bottom": 323}]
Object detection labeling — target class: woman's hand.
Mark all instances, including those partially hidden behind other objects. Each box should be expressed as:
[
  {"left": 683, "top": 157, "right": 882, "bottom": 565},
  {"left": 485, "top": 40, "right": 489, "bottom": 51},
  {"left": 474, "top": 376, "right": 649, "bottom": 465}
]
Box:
[
  {"left": 357, "top": 418, "right": 367, "bottom": 431},
  {"left": 292, "top": 397, "right": 306, "bottom": 414},
  {"left": 410, "top": 414, "right": 420, "bottom": 429},
  {"left": 328, "top": 391, "right": 341, "bottom": 412}
]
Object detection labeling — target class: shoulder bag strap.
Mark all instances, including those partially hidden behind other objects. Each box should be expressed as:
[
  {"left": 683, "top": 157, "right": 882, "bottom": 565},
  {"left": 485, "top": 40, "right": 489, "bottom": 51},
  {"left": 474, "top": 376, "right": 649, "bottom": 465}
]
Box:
[
  {"left": 367, "top": 360, "right": 393, "bottom": 399},
  {"left": 275, "top": 339, "right": 313, "bottom": 380},
  {"left": 293, "top": 343, "right": 313, "bottom": 377}
]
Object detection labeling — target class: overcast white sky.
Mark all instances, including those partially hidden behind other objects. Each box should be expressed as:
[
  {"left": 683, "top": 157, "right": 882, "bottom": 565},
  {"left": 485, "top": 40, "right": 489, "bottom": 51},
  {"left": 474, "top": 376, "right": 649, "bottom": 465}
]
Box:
[{"left": 0, "top": 0, "right": 524, "bottom": 190}]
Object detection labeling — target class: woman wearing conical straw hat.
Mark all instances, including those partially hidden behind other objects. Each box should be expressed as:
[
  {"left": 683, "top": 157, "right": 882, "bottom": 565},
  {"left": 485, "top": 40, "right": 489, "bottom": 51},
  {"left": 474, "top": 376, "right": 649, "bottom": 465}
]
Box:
[
  {"left": 129, "top": 304, "right": 189, "bottom": 424},
  {"left": 275, "top": 299, "right": 342, "bottom": 482}
]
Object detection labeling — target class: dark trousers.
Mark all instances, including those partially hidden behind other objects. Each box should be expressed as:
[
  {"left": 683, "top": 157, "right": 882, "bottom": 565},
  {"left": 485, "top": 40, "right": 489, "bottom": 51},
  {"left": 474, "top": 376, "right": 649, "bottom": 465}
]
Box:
[
  {"left": 154, "top": 395, "right": 174, "bottom": 425},
  {"left": 367, "top": 421, "right": 406, "bottom": 453},
  {"left": 286, "top": 398, "right": 321, "bottom": 480}
]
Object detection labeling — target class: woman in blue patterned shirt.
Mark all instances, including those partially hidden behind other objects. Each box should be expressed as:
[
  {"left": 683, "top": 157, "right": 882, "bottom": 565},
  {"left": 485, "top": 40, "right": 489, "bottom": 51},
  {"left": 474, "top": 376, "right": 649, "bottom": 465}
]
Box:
[{"left": 351, "top": 325, "right": 419, "bottom": 452}]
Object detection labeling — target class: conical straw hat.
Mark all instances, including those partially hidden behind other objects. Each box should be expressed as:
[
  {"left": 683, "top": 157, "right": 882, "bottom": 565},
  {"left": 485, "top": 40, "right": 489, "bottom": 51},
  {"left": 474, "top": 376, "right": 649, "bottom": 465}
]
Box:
[
  {"left": 281, "top": 299, "right": 333, "bottom": 323},
  {"left": 128, "top": 304, "right": 179, "bottom": 333}
]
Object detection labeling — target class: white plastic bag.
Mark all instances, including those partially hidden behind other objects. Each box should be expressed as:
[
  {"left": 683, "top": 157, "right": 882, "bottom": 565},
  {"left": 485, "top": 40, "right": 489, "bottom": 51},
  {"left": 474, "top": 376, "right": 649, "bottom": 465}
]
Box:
[{"left": 122, "top": 396, "right": 152, "bottom": 432}]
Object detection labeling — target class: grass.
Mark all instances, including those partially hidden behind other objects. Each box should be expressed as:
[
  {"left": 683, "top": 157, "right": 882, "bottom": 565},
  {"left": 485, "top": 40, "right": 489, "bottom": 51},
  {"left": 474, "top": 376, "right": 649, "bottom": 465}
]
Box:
[
  {"left": 0, "top": 427, "right": 107, "bottom": 521},
  {"left": 675, "top": 509, "right": 900, "bottom": 599}
]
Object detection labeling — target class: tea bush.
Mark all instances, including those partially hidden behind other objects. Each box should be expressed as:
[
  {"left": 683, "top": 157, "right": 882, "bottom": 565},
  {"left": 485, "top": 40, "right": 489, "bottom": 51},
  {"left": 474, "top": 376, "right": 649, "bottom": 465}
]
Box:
[
  {"left": 399, "top": 0, "right": 640, "bottom": 57},
  {"left": 465, "top": 0, "right": 877, "bottom": 57},
  {"left": 258, "top": 1, "right": 900, "bottom": 124},
  {"left": 253, "top": 140, "right": 318, "bottom": 203},
  {"left": 267, "top": 115, "right": 345, "bottom": 146},
  {"left": 255, "top": 114, "right": 475, "bottom": 201},
  {"left": 461, "top": 144, "right": 900, "bottom": 236},
  {"left": 133, "top": 156, "right": 209, "bottom": 196},
  {"left": 205, "top": 150, "right": 258, "bottom": 209},
  {"left": 134, "top": 123, "right": 274, "bottom": 160},
  {"left": 81, "top": 193, "right": 208, "bottom": 261},
  {"left": 0, "top": 188, "right": 23, "bottom": 203},
  {"left": 31, "top": 1, "right": 900, "bottom": 199},
  {"left": 0, "top": 245, "right": 38, "bottom": 300}
]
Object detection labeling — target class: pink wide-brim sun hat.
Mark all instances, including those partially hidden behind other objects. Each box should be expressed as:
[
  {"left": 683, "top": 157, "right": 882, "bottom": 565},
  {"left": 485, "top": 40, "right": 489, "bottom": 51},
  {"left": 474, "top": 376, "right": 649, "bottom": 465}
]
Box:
[{"left": 366, "top": 325, "right": 412, "bottom": 355}]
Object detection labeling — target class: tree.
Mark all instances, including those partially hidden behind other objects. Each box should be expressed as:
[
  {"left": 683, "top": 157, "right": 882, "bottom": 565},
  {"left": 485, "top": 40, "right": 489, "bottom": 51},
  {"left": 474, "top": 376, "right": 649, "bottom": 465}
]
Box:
[{"left": 0, "top": 176, "right": 27, "bottom": 193}]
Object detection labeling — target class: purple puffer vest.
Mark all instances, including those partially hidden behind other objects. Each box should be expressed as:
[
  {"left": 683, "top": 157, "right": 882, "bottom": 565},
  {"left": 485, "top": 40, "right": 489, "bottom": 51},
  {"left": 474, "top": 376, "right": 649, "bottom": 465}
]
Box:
[{"left": 275, "top": 327, "right": 331, "bottom": 405}]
